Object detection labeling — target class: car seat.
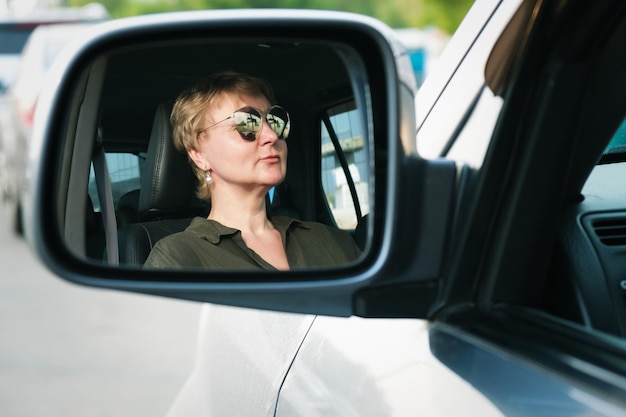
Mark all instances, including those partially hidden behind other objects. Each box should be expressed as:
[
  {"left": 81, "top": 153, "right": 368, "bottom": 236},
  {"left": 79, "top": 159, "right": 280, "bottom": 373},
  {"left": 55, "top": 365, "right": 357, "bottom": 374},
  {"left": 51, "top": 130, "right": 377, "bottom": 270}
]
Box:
[
  {"left": 116, "top": 102, "right": 208, "bottom": 265},
  {"left": 115, "top": 189, "right": 140, "bottom": 227}
]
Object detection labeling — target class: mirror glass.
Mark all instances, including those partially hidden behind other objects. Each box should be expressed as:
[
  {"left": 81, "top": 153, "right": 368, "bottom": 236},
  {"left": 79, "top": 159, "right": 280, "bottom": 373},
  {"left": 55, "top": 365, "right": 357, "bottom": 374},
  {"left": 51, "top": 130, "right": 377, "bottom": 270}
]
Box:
[{"left": 51, "top": 33, "right": 375, "bottom": 274}]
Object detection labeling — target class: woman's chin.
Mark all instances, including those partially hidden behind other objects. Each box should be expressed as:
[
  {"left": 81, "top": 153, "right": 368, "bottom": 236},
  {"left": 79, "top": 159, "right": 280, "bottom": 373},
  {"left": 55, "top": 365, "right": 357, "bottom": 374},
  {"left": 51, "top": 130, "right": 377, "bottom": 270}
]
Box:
[{"left": 261, "top": 172, "right": 286, "bottom": 186}]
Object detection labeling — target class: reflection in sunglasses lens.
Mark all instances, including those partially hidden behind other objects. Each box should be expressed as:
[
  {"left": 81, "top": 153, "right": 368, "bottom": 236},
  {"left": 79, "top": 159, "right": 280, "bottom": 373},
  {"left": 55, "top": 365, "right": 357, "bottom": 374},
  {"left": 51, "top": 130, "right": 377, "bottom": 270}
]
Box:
[
  {"left": 234, "top": 109, "right": 261, "bottom": 141},
  {"left": 268, "top": 106, "right": 290, "bottom": 139},
  {"left": 232, "top": 106, "right": 290, "bottom": 141}
]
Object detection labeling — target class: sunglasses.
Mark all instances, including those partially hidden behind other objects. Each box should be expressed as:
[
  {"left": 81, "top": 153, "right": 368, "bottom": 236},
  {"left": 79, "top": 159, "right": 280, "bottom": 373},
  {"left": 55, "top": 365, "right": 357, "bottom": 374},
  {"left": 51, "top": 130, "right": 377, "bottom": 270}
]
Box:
[{"left": 197, "top": 105, "right": 290, "bottom": 141}]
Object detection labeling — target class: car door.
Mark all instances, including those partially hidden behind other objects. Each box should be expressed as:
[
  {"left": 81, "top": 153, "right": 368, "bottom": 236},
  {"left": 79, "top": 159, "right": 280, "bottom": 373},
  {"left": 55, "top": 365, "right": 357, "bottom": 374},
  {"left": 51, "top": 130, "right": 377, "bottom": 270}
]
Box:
[
  {"left": 276, "top": 316, "right": 505, "bottom": 416},
  {"left": 417, "top": 0, "right": 626, "bottom": 414},
  {"left": 166, "top": 305, "right": 316, "bottom": 416}
]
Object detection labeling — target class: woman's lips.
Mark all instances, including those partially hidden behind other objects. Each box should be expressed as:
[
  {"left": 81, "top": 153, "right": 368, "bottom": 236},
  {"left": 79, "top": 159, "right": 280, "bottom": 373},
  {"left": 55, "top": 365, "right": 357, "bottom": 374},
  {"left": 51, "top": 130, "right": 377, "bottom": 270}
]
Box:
[{"left": 260, "top": 155, "right": 280, "bottom": 163}]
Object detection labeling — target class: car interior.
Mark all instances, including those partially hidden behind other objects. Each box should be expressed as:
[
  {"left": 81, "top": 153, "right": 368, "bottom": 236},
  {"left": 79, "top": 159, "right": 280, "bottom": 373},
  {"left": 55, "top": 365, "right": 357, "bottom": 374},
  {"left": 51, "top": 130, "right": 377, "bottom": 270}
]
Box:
[
  {"left": 546, "top": 120, "right": 626, "bottom": 338},
  {"left": 79, "top": 38, "right": 373, "bottom": 267}
]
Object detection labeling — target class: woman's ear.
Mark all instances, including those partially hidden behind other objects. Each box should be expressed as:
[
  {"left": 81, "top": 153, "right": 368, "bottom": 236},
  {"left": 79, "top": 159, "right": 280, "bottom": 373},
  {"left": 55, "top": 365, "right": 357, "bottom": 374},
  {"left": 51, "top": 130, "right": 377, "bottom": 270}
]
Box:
[{"left": 188, "top": 147, "right": 208, "bottom": 171}]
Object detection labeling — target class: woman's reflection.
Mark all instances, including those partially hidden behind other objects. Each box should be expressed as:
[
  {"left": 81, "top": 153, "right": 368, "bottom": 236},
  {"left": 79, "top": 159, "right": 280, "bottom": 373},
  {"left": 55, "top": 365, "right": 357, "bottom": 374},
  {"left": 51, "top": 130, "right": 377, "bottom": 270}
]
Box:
[{"left": 144, "top": 71, "right": 361, "bottom": 270}]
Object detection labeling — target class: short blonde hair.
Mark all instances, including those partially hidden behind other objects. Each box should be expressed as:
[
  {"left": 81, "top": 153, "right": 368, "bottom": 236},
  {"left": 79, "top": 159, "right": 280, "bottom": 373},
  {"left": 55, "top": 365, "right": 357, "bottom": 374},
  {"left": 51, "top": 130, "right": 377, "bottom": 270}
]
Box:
[{"left": 170, "top": 71, "right": 277, "bottom": 201}]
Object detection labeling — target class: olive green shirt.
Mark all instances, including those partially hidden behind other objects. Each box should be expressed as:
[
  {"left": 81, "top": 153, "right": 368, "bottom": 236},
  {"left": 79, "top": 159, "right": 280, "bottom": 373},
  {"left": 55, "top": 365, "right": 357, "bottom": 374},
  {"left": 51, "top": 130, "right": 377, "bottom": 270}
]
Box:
[{"left": 144, "top": 215, "right": 361, "bottom": 270}]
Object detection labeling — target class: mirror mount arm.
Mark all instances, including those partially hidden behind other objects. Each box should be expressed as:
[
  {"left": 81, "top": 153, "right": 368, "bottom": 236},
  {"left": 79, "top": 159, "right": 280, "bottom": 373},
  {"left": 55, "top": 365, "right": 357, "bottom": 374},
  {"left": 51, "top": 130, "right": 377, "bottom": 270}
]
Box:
[{"left": 353, "top": 155, "right": 458, "bottom": 318}]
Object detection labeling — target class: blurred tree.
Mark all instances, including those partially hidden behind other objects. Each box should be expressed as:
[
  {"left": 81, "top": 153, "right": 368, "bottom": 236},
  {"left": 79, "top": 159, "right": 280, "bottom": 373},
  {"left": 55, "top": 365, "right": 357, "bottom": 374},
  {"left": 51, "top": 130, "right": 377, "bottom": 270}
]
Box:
[
  {"left": 414, "top": 0, "right": 474, "bottom": 33},
  {"left": 69, "top": 0, "right": 473, "bottom": 34}
]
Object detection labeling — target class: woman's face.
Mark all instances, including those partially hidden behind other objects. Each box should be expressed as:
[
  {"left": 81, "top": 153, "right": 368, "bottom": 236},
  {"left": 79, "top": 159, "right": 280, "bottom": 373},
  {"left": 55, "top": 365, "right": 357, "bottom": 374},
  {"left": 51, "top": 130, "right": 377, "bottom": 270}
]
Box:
[{"left": 188, "top": 92, "right": 288, "bottom": 196}]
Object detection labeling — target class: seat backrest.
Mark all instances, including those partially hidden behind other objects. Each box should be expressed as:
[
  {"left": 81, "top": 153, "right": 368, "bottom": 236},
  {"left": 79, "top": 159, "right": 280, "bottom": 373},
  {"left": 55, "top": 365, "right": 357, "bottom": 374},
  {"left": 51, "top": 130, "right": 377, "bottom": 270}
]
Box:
[
  {"left": 115, "top": 189, "right": 140, "bottom": 227},
  {"left": 118, "top": 217, "right": 195, "bottom": 265},
  {"left": 117, "top": 102, "right": 208, "bottom": 266},
  {"left": 138, "top": 102, "right": 207, "bottom": 221}
]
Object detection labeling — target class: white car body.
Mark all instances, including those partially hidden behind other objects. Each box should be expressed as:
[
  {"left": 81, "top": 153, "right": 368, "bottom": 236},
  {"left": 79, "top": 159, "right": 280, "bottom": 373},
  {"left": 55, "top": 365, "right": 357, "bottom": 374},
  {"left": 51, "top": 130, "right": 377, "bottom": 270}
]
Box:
[{"left": 167, "top": 306, "right": 503, "bottom": 416}]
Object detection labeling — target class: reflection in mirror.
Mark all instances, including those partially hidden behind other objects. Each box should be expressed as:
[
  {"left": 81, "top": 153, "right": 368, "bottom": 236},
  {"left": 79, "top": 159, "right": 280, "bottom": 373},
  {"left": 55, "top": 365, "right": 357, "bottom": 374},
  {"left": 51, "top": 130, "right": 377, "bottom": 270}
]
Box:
[{"left": 60, "top": 37, "right": 373, "bottom": 273}]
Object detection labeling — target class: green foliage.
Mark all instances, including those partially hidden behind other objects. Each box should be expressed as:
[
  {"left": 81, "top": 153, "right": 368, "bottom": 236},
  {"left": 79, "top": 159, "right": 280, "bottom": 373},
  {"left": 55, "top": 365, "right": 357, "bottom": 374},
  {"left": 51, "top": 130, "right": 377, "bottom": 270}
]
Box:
[
  {"left": 70, "top": 0, "right": 473, "bottom": 34},
  {"left": 416, "top": 0, "right": 475, "bottom": 33}
]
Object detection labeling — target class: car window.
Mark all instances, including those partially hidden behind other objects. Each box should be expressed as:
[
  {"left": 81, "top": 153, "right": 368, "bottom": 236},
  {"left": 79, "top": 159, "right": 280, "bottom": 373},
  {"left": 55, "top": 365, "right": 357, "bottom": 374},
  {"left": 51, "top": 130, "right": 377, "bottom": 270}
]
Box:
[
  {"left": 88, "top": 152, "right": 144, "bottom": 212},
  {"left": 320, "top": 103, "right": 370, "bottom": 230},
  {"left": 417, "top": 0, "right": 520, "bottom": 163},
  {"left": 601, "top": 117, "right": 626, "bottom": 162}
]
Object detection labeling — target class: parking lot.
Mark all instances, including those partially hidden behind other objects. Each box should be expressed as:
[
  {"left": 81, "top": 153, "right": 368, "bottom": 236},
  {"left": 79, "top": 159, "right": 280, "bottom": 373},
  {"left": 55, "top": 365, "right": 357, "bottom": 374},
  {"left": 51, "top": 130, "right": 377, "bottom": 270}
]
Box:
[{"left": 0, "top": 203, "right": 201, "bottom": 417}]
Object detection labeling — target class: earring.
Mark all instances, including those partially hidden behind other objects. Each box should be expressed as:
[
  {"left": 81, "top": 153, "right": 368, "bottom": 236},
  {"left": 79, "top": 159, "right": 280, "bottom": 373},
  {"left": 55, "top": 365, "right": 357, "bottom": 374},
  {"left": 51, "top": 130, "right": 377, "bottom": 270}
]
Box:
[{"left": 205, "top": 170, "right": 212, "bottom": 184}]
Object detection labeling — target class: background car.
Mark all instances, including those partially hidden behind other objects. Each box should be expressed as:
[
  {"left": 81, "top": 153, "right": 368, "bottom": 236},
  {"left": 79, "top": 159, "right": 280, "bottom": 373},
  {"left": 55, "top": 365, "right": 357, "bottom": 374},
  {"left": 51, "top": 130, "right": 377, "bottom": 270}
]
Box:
[
  {"left": 0, "top": 3, "right": 108, "bottom": 94},
  {"left": 0, "top": 21, "right": 33, "bottom": 96},
  {"left": 0, "top": 16, "right": 106, "bottom": 234}
]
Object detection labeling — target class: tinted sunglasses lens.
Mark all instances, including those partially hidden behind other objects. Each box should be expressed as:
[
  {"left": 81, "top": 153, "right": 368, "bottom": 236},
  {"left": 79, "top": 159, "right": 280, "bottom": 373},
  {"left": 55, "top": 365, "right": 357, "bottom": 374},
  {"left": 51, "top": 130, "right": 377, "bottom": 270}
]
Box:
[
  {"left": 267, "top": 106, "right": 290, "bottom": 139},
  {"left": 233, "top": 107, "right": 262, "bottom": 141}
]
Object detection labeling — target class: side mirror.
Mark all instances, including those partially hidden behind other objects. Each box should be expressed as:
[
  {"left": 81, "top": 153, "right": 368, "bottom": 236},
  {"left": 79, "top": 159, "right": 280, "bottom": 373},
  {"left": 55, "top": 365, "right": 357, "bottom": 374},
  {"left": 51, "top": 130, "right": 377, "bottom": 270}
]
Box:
[{"left": 25, "top": 10, "right": 457, "bottom": 318}]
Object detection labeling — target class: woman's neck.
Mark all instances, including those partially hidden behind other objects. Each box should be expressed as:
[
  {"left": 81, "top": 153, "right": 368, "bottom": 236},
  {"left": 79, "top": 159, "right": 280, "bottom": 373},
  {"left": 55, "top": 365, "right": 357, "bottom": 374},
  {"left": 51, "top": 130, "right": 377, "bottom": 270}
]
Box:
[
  {"left": 208, "top": 187, "right": 288, "bottom": 270},
  {"left": 207, "top": 189, "right": 271, "bottom": 234}
]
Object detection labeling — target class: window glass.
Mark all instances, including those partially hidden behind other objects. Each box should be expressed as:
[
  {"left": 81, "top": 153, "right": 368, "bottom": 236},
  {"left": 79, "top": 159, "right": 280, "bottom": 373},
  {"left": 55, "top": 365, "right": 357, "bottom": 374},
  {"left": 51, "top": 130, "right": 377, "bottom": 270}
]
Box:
[
  {"left": 0, "top": 27, "right": 33, "bottom": 53},
  {"left": 416, "top": 0, "right": 520, "bottom": 162},
  {"left": 321, "top": 104, "right": 369, "bottom": 230},
  {"left": 604, "top": 117, "right": 626, "bottom": 157},
  {"left": 88, "top": 152, "right": 144, "bottom": 211}
]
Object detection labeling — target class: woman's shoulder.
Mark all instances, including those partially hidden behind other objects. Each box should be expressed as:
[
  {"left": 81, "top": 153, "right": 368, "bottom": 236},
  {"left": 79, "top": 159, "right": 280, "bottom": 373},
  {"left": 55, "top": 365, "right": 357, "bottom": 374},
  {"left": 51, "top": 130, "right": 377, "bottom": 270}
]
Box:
[
  {"left": 144, "top": 222, "right": 215, "bottom": 268},
  {"left": 271, "top": 216, "right": 362, "bottom": 264},
  {"left": 155, "top": 229, "right": 198, "bottom": 247},
  {"left": 272, "top": 215, "right": 360, "bottom": 248},
  {"left": 272, "top": 215, "right": 350, "bottom": 234}
]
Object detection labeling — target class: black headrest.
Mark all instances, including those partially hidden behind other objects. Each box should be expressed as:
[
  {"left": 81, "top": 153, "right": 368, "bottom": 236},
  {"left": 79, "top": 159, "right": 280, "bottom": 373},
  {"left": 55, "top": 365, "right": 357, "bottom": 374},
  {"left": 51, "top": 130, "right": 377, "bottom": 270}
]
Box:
[{"left": 138, "top": 102, "right": 197, "bottom": 220}]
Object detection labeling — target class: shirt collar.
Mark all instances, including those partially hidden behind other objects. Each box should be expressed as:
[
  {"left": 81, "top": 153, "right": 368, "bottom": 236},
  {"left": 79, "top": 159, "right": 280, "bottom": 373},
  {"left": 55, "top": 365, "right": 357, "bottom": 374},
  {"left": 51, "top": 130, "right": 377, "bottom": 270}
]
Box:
[{"left": 186, "top": 215, "right": 309, "bottom": 244}]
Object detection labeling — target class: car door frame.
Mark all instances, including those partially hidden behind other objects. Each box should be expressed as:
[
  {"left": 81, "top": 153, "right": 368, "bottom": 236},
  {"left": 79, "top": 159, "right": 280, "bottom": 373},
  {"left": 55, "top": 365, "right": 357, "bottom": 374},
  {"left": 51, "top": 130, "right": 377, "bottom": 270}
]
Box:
[{"left": 425, "top": 0, "right": 626, "bottom": 411}]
